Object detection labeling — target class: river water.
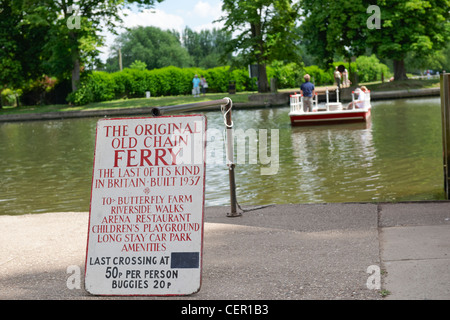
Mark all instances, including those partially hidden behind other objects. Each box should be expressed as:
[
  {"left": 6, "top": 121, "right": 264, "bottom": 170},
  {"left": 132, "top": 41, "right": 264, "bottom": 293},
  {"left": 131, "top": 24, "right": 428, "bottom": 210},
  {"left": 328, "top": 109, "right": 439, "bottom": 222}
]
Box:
[{"left": 0, "top": 97, "right": 445, "bottom": 215}]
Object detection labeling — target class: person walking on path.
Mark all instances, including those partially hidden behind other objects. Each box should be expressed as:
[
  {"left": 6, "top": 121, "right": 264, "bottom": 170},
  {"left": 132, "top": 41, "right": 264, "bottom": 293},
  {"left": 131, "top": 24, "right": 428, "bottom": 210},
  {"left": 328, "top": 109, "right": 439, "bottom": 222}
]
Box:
[
  {"left": 300, "top": 74, "right": 315, "bottom": 112},
  {"left": 192, "top": 74, "right": 201, "bottom": 97},
  {"left": 200, "top": 75, "right": 208, "bottom": 96}
]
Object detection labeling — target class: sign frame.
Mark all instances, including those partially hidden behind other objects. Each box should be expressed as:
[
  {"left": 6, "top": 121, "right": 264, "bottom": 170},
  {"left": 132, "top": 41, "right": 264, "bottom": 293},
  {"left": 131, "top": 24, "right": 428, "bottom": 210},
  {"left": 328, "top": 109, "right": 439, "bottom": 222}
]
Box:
[{"left": 84, "top": 114, "right": 207, "bottom": 296}]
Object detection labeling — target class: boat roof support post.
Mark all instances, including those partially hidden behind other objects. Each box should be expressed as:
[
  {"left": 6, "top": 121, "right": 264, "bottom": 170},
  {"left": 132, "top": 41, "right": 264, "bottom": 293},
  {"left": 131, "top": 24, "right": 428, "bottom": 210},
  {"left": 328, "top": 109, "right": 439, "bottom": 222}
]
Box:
[{"left": 326, "top": 88, "right": 329, "bottom": 111}]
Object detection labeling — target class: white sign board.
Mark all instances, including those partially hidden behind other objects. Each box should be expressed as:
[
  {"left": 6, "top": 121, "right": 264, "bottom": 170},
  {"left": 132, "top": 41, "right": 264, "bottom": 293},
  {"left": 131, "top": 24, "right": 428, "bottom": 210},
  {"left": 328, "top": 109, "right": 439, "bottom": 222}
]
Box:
[{"left": 85, "top": 115, "right": 207, "bottom": 296}]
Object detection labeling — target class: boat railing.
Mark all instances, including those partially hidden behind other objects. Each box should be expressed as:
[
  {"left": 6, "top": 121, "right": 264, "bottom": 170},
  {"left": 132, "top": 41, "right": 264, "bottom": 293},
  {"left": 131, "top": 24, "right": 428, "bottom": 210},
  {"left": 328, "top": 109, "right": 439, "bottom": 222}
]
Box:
[
  {"left": 290, "top": 93, "right": 318, "bottom": 114},
  {"left": 325, "top": 87, "right": 342, "bottom": 111},
  {"left": 290, "top": 93, "right": 303, "bottom": 113},
  {"left": 366, "top": 91, "right": 371, "bottom": 105}
]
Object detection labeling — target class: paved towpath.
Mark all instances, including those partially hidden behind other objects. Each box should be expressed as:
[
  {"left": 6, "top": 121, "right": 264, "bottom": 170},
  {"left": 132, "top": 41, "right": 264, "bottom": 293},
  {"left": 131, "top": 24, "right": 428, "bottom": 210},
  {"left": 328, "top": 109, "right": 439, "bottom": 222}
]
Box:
[{"left": 1, "top": 201, "right": 449, "bottom": 300}]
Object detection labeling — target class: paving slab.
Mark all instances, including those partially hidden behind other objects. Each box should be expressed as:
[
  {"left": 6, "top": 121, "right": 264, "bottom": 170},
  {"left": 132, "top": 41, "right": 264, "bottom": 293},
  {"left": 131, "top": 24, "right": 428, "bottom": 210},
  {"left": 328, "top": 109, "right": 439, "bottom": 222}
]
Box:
[
  {"left": 1, "top": 201, "right": 449, "bottom": 301},
  {"left": 379, "top": 201, "right": 450, "bottom": 227},
  {"left": 379, "top": 202, "right": 450, "bottom": 300}
]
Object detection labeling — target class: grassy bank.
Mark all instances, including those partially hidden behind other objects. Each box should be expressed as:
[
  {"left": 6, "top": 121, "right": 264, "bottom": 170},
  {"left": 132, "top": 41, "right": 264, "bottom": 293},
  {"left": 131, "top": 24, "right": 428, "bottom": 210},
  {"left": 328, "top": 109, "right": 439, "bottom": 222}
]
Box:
[
  {"left": 0, "top": 92, "right": 254, "bottom": 116},
  {"left": 0, "top": 79, "right": 441, "bottom": 116}
]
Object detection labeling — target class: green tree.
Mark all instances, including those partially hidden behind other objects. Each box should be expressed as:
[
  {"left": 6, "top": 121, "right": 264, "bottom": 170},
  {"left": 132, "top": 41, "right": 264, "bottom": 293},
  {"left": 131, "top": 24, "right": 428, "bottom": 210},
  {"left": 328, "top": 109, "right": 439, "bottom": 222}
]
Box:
[
  {"left": 31, "top": 0, "right": 164, "bottom": 92},
  {"left": 405, "top": 39, "right": 450, "bottom": 74},
  {"left": 368, "top": 0, "right": 450, "bottom": 80},
  {"left": 355, "top": 54, "right": 391, "bottom": 82},
  {"left": 107, "top": 26, "right": 193, "bottom": 71},
  {"left": 0, "top": 1, "right": 52, "bottom": 89},
  {"left": 0, "top": 0, "right": 55, "bottom": 107},
  {"left": 300, "top": 0, "right": 450, "bottom": 81},
  {"left": 181, "top": 27, "right": 233, "bottom": 68},
  {"left": 129, "top": 60, "right": 147, "bottom": 70},
  {"left": 299, "top": 0, "right": 369, "bottom": 80},
  {"left": 218, "top": 0, "right": 300, "bottom": 92},
  {"left": 0, "top": 1, "right": 25, "bottom": 93}
]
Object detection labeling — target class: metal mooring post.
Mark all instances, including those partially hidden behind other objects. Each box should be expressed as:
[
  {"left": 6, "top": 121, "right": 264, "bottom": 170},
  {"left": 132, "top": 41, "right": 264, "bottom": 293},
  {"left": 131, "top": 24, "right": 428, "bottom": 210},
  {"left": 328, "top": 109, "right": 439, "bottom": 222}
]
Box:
[
  {"left": 223, "top": 100, "right": 240, "bottom": 217},
  {"left": 441, "top": 73, "right": 450, "bottom": 199}
]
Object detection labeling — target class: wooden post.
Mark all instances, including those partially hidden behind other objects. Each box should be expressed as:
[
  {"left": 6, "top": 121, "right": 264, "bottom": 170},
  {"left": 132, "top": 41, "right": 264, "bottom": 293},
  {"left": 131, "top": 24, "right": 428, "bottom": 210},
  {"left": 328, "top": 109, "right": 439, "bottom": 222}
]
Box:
[
  {"left": 270, "top": 78, "right": 278, "bottom": 93},
  {"left": 118, "top": 48, "right": 122, "bottom": 71},
  {"left": 441, "top": 73, "right": 450, "bottom": 199}
]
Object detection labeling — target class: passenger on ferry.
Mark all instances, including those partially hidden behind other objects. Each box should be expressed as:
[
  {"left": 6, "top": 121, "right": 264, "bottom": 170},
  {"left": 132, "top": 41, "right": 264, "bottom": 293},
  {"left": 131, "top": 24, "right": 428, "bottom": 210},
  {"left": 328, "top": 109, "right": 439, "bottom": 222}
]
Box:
[
  {"left": 347, "top": 86, "right": 368, "bottom": 109},
  {"left": 300, "top": 74, "right": 315, "bottom": 112}
]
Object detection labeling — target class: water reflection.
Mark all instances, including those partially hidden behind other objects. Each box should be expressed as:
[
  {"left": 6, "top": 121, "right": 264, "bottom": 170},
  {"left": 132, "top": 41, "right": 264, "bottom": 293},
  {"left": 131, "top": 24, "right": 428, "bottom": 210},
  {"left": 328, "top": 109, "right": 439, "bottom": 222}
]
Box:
[
  {"left": 0, "top": 97, "right": 445, "bottom": 215},
  {"left": 0, "top": 119, "right": 96, "bottom": 214},
  {"left": 289, "top": 122, "right": 376, "bottom": 202}
]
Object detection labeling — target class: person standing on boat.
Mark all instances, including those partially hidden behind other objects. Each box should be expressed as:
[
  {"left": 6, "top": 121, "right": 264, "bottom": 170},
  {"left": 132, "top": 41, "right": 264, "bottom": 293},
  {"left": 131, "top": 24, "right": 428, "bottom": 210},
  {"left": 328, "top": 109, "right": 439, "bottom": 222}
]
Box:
[{"left": 300, "top": 74, "right": 315, "bottom": 112}]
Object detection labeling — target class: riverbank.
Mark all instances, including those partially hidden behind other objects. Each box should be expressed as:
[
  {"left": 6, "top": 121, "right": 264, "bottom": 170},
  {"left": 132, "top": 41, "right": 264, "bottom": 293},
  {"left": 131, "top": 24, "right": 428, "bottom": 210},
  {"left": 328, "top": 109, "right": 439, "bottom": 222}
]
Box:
[
  {"left": 247, "top": 86, "right": 440, "bottom": 106},
  {"left": 0, "top": 79, "right": 441, "bottom": 123},
  {"left": 1, "top": 201, "right": 449, "bottom": 301}
]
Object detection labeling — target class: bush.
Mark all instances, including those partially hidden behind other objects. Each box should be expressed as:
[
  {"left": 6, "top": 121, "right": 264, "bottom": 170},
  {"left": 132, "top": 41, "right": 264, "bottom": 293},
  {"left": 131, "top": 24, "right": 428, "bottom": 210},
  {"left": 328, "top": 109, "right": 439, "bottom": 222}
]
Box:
[
  {"left": 1, "top": 88, "right": 22, "bottom": 106},
  {"left": 269, "top": 62, "right": 305, "bottom": 89},
  {"left": 67, "top": 55, "right": 393, "bottom": 105},
  {"left": 304, "top": 65, "right": 334, "bottom": 86},
  {"left": 231, "top": 68, "right": 252, "bottom": 92},
  {"left": 67, "top": 71, "right": 115, "bottom": 105},
  {"left": 355, "top": 55, "right": 392, "bottom": 82},
  {"left": 20, "top": 75, "right": 58, "bottom": 106},
  {"left": 122, "top": 68, "right": 150, "bottom": 97},
  {"left": 129, "top": 60, "right": 147, "bottom": 71},
  {"left": 207, "top": 66, "right": 231, "bottom": 92},
  {"left": 68, "top": 66, "right": 237, "bottom": 105}
]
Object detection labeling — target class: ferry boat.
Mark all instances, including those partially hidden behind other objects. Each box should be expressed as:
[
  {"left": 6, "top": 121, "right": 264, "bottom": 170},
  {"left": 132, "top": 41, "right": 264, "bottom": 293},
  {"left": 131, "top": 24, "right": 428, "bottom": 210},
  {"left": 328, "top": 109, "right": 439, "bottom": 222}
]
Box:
[{"left": 289, "top": 88, "right": 371, "bottom": 126}]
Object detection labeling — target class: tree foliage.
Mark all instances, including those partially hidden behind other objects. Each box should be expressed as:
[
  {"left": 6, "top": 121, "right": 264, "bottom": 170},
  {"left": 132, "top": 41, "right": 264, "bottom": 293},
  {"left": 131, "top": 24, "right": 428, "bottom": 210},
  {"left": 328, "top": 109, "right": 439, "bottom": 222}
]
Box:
[
  {"left": 300, "top": 0, "right": 450, "bottom": 80},
  {"left": 0, "top": 0, "right": 164, "bottom": 95},
  {"left": 299, "top": 0, "right": 368, "bottom": 68},
  {"left": 218, "top": 0, "right": 300, "bottom": 92},
  {"left": 367, "top": 0, "right": 450, "bottom": 80},
  {"left": 105, "top": 26, "right": 233, "bottom": 72},
  {"left": 0, "top": 1, "right": 52, "bottom": 89},
  {"left": 181, "top": 27, "right": 233, "bottom": 69},
  {"left": 106, "top": 26, "right": 193, "bottom": 71},
  {"left": 129, "top": 60, "right": 147, "bottom": 71}
]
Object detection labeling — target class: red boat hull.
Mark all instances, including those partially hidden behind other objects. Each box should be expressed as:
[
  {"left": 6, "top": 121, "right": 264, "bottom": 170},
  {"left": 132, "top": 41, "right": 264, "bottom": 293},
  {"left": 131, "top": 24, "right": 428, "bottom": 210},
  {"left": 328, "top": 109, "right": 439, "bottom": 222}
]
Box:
[{"left": 290, "top": 109, "right": 371, "bottom": 126}]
